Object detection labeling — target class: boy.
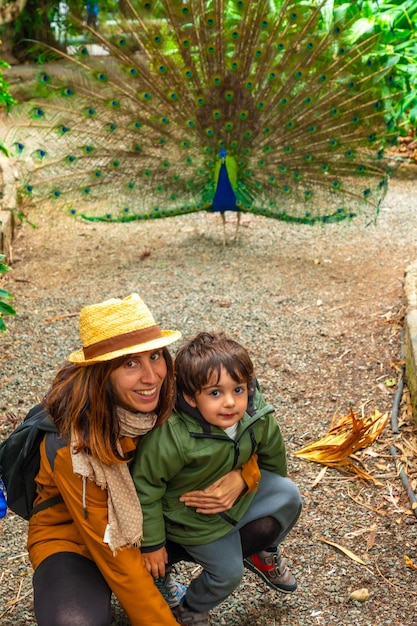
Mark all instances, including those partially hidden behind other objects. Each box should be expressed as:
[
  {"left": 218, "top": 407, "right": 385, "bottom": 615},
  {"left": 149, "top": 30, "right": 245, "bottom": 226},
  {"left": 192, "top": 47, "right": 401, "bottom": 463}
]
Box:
[{"left": 132, "top": 332, "right": 302, "bottom": 625}]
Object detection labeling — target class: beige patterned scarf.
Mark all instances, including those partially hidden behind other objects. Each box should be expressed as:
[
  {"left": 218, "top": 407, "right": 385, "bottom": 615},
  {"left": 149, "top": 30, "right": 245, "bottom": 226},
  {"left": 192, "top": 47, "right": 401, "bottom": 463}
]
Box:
[{"left": 71, "top": 406, "right": 157, "bottom": 554}]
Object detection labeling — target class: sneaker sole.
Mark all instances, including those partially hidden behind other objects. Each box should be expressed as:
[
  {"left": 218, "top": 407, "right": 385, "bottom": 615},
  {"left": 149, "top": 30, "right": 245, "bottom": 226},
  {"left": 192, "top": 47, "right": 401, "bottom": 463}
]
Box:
[{"left": 243, "top": 558, "right": 297, "bottom": 594}]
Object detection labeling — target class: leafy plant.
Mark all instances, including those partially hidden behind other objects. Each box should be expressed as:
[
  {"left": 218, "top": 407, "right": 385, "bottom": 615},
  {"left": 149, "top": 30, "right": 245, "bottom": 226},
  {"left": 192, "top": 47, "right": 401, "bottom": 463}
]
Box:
[
  {"left": 0, "top": 59, "right": 16, "bottom": 112},
  {"left": 341, "top": 0, "right": 417, "bottom": 135},
  {"left": 0, "top": 254, "right": 16, "bottom": 332}
]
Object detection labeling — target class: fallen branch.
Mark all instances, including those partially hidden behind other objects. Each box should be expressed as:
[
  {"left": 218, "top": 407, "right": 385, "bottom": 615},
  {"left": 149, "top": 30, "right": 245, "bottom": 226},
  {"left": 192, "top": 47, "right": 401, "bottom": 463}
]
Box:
[
  {"left": 374, "top": 562, "right": 417, "bottom": 596},
  {"left": 44, "top": 312, "right": 79, "bottom": 323}
]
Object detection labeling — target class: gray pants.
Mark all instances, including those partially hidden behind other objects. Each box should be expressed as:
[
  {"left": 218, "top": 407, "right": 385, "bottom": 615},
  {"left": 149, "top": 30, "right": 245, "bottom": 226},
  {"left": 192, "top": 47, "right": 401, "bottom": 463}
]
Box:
[{"left": 181, "top": 471, "right": 302, "bottom": 612}]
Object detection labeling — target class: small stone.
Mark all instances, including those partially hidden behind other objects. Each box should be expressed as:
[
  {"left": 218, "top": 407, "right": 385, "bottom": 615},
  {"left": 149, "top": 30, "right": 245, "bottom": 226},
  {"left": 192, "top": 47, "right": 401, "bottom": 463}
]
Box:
[{"left": 349, "top": 588, "right": 370, "bottom": 603}]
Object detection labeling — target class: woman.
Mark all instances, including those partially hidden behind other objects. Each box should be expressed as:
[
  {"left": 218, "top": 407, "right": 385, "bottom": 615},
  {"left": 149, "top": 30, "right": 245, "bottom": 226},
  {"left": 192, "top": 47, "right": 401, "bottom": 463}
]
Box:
[{"left": 28, "top": 293, "right": 255, "bottom": 626}]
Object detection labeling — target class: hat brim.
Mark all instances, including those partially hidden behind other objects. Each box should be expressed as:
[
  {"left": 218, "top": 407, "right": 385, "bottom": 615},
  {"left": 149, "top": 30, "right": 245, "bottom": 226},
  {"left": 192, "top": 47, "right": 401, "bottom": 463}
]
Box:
[{"left": 68, "top": 330, "right": 181, "bottom": 365}]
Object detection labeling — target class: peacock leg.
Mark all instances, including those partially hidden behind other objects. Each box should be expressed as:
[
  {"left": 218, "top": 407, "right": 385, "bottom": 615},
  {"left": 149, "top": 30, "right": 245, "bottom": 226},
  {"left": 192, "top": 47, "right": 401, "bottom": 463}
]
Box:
[
  {"left": 233, "top": 212, "right": 241, "bottom": 243},
  {"left": 221, "top": 213, "right": 227, "bottom": 246}
]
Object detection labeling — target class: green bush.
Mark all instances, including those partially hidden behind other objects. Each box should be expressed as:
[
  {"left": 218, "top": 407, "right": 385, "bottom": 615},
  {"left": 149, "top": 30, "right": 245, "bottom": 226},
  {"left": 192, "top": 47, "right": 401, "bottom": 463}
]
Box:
[{"left": 0, "top": 254, "right": 16, "bottom": 332}]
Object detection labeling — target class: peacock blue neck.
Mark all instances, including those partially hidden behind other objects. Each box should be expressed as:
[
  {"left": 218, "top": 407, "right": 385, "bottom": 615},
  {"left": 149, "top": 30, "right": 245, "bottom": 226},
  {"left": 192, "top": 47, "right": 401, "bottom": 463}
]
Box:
[{"left": 212, "top": 161, "right": 237, "bottom": 212}]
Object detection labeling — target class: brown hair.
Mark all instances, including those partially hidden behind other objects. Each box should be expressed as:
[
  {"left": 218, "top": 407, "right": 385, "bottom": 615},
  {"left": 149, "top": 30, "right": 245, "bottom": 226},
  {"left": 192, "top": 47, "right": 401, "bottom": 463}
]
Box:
[
  {"left": 44, "top": 347, "right": 175, "bottom": 465},
  {"left": 175, "top": 332, "right": 254, "bottom": 399}
]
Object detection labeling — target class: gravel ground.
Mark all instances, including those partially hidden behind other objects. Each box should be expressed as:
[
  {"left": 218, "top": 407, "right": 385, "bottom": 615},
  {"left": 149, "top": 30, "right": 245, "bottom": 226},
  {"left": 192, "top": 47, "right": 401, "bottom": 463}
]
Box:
[{"left": 1, "top": 171, "right": 417, "bottom": 625}]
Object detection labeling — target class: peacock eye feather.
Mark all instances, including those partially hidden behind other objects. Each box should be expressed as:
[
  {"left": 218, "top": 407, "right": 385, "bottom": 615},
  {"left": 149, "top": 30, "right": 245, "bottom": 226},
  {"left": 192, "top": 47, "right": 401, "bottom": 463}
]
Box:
[{"left": 31, "top": 107, "right": 44, "bottom": 118}]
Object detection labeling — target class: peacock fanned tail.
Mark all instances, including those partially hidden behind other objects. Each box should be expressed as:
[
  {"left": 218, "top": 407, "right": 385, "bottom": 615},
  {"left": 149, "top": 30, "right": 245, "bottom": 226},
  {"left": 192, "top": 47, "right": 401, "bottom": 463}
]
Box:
[{"left": 2, "top": 0, "right": 401, "bottom": 226}]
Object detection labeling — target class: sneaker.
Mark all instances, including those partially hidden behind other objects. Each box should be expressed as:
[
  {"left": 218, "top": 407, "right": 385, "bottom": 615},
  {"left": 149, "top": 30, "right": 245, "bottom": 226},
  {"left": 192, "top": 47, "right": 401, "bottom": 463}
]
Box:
[
  {"left": 174, "top": 600, "right": 210, "bottom": 625},
  {"left": 244, "top": 548, "right": 297, "bottom": 593},
  {"left": 154, "top": 566, "right": 187, "bottom": 610}
]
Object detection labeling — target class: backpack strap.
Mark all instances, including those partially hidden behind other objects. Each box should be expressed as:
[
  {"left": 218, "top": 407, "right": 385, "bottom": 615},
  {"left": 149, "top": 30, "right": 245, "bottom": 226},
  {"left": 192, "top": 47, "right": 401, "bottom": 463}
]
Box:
[
  {"left": 29, "top": 432, "right": 67, "bottom": 519},
  {"left": 30, "top": 494, "right": 64, "bottom": 518}
]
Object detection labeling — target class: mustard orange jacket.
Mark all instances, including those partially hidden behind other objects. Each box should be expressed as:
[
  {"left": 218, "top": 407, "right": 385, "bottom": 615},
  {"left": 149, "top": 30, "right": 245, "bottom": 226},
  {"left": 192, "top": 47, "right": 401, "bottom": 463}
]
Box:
[{"left": 28, "top": 433, "right": 178, "bottom": 626}]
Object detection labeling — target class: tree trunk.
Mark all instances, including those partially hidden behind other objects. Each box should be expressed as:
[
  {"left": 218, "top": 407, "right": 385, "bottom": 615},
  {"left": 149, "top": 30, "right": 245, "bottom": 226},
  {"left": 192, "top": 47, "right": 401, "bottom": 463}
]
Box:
[{"left": 0, "top": 0, "right": 28, "bottom": 26}]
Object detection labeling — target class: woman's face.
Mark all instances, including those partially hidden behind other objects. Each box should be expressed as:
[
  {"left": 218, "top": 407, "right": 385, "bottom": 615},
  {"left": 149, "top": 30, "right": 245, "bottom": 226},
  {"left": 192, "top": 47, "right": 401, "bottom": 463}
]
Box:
[{"left": 110, "top": 349, "right": 167, "bottom": 413}]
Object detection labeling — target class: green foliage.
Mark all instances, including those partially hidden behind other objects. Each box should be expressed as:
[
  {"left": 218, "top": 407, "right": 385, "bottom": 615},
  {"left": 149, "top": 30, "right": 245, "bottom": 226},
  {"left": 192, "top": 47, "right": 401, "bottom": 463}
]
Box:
[
  {"left": 343, "top": 0, "right": 417, "bottom": 134},
  {"left": 0, "top": 60, "right": 16, "bottom": 111},
  {"left": 0, "top": 254, "right": 15, "bottom": 333}
]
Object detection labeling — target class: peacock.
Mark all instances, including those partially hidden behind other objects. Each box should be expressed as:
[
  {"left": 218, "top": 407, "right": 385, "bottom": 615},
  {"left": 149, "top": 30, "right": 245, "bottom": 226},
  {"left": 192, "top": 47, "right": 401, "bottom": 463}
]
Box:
[{"left": 1, "top": 0, "right": 401, "bottom": 244}]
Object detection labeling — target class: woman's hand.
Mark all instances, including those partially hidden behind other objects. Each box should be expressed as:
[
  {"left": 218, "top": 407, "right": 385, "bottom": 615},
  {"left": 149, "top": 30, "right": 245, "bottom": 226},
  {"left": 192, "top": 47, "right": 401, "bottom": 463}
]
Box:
[
  {"left": 142, "top": 546, "right": 168, "bottom": 578},
  {"left": 179, "top": 469, "right": 246, "bottom": 514}
]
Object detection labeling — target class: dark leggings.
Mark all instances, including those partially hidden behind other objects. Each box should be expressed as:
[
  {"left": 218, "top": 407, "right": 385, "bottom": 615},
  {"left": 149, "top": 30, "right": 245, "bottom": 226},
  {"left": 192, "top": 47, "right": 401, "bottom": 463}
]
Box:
[
  {"left": 33, "top": 552, "right": 112, "bottom": 626},
  {"left": 33, "top": 518, "right": 279, "bottom": 625}
]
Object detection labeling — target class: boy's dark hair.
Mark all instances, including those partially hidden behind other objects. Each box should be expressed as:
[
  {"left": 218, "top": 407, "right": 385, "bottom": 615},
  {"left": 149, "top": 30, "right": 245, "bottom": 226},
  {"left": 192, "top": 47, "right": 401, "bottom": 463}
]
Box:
[{"left": 175, "top": 332, "right": 254, "bottom": 398}]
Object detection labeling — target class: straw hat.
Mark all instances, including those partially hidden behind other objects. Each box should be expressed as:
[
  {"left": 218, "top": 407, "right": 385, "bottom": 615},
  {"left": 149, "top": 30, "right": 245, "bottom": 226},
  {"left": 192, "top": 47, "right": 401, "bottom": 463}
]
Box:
[{"left": 68, "top": 293, "right": 181, "bottom": 365}]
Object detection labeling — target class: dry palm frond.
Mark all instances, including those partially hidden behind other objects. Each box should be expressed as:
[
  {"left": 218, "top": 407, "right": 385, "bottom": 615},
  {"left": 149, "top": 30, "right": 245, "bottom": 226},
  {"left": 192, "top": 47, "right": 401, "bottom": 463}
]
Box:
[{"left": 294, "top": 406, "right": 388, "bottom": 483}]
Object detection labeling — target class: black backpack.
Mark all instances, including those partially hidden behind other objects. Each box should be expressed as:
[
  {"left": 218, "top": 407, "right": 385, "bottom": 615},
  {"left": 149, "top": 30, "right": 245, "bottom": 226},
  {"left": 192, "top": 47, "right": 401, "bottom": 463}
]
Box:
[{"left": 0, "top": 403, "right": 63, "bottom": 520}]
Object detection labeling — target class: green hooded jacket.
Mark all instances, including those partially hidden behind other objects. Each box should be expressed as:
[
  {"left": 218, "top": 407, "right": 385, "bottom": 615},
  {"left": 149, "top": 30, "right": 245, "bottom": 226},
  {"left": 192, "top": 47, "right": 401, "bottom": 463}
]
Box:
[{"left": 131, "top": 384, "right": 287, "bottom": 548}]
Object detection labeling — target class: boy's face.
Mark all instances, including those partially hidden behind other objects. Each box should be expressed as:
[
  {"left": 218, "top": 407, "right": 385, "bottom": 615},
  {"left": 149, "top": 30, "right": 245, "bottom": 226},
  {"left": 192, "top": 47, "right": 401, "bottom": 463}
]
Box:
[{"left": 185, "top": 366, "right": 248, "bottom": 429}]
